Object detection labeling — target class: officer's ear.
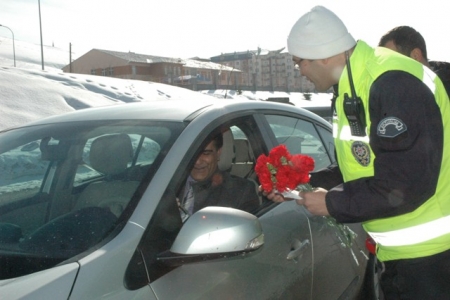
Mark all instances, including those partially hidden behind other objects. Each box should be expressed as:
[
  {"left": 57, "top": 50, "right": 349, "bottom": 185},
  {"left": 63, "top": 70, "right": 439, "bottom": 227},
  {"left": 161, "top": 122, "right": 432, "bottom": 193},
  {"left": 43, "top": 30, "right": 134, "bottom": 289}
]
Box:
[{"left": 410, "top": 48, "right": 425, "bottom": 64}]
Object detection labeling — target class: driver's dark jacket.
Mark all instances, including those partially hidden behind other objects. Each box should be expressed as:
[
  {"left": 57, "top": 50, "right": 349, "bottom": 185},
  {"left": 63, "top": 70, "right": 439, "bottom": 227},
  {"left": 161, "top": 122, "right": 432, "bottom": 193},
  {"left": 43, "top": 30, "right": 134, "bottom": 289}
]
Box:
[{"left": 187, "top": 171, "right": 260, "bottom": 214}]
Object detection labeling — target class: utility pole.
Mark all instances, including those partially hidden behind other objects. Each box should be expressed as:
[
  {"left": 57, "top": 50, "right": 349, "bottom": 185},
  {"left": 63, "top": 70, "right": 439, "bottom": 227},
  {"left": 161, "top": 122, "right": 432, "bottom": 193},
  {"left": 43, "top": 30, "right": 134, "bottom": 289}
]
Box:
[
  {"left": 38, "top": 0, "right": 44, "bottom": 70},
  {"left": 69, "top": 43, "right": 72, "bottom": 73}
]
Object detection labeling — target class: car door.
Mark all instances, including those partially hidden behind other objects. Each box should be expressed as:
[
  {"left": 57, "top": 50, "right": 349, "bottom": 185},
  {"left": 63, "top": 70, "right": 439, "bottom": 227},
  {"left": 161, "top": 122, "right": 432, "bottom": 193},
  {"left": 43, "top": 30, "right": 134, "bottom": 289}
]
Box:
[
  {"left": 147, "top": 201, "right": 313, "bottom": 300},
  {"left": 261, "top": 112, "right": 368, "bottom": 299},
  {"left": 123, "top": 115, "right": 314, "bottom": 300}
]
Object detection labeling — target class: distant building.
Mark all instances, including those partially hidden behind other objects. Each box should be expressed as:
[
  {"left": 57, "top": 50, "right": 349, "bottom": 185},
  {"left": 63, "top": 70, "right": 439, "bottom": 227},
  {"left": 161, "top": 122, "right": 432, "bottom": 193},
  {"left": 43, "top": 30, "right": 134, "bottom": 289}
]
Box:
[
  {"left": 210, "top": 47, "right": 316, "bottom": 92},
  {"left": 63, "top": 48, "right": 319, "bottom": 92},
  {"left": 62, "top": 49, "right": 237, "bottom": 91}
]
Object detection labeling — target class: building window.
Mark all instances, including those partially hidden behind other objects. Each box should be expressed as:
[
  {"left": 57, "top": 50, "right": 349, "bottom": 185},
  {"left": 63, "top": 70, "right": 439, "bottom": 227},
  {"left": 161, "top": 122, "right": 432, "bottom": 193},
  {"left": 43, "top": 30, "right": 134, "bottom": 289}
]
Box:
[
  {"left": 108, "top": 67, "right": 114, "bottom": 76},
  {"left": 101, "top": 69, "right": 106, "bottom": 76},
  {"left": 90, "top": 69, "right": 96, "bottom": 75},
  {"left": 132, "top": 66, "right": 136, "bottom": 76}
]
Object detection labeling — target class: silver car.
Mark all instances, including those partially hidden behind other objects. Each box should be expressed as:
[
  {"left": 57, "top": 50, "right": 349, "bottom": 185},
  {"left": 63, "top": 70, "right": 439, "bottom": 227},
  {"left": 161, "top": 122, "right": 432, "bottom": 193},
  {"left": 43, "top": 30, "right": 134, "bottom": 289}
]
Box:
[{"left": 0, "top": 99, "right": 380, "bottom": 299}]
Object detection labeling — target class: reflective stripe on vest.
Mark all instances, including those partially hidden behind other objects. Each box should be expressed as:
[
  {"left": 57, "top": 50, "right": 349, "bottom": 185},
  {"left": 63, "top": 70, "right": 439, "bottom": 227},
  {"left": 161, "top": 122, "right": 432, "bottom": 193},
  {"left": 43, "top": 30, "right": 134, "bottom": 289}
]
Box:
[
  {"left": 423, "top": 67, "right": 437, "bottom": 93},
  {"left": 368, "top": 215, "right": 450, "bottom": 246}
]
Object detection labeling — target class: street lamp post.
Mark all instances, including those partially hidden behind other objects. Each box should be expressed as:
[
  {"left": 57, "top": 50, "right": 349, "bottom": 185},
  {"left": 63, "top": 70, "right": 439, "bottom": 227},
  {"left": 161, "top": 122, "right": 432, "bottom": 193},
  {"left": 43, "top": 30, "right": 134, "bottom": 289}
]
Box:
[{"left": 0, "top": 24, "right": 16, "bottom": 67}]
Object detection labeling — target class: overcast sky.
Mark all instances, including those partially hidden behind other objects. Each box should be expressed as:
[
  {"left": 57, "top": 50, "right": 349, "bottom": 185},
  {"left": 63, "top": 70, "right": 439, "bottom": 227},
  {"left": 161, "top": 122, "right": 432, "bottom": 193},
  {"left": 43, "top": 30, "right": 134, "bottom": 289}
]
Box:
[{"left": 1, "top": 0, "right": 450, "bottom": 62}]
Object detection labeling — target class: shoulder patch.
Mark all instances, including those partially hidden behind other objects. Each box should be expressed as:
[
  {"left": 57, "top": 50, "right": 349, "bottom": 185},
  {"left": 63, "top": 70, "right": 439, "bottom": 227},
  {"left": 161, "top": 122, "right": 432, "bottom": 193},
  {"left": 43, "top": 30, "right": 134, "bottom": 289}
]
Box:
[
  {"left": 377, "top": 117, "right": 407, "bottom": 138},
  {"left": 351, "top": 141, "right": 370, "bottom": 166}
]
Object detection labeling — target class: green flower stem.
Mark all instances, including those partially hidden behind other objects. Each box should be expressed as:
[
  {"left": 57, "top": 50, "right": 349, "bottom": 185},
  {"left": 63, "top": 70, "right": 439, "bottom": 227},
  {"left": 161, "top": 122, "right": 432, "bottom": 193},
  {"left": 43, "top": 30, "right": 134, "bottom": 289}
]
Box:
[{"left": 296, "top": 183, "right": 358, "bottom": 249}]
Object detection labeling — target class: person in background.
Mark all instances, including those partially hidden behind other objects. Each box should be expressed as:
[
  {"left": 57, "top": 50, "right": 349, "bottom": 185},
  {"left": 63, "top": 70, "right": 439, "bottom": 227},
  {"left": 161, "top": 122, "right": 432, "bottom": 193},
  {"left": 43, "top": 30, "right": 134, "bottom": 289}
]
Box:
[
  {"left": 379, "top": 25, "right": 450, "bottom": 96},
  {"left": 267, "top": 6, "right": 450, "bottom": 299},
  {"left": 178, "top": 131, "right": 259, "bottom": 219}
]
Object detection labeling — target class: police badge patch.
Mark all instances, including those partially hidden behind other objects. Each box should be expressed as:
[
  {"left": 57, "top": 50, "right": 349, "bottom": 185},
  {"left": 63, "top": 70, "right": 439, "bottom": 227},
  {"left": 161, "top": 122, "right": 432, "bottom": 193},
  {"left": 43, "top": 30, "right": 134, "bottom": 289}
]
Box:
[
  {"left": 377, "top": 117, "right": 407, "bottom": 138},
  {"left": 351, "top": 141, "right": 370, "bottom": 166}
]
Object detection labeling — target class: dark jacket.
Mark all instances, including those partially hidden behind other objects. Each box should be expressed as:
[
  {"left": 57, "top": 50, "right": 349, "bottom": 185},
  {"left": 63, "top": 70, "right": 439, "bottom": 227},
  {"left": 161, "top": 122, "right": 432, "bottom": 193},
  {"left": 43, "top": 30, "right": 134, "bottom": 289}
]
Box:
[
  {"left": 321, "top": 71, "right": 443, "bottom": 223},
  {"left": 188, "top": 171, "right": 260, "bottom": 214},
  {"left": 429, "top": 60, "right": 450, "bottom": 97}
]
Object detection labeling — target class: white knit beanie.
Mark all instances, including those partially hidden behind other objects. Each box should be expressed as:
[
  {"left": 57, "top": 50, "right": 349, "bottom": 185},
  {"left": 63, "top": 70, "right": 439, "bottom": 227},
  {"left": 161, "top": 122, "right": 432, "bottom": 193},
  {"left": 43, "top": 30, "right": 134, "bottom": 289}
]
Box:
[{"left": 287, "top": 6, "right": 356, "bottom": 59}]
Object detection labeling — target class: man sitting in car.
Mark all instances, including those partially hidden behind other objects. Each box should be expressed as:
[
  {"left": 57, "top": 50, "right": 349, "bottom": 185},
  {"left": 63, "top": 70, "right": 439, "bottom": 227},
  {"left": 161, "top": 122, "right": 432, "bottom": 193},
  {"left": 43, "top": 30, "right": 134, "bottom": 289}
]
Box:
[{"left": 178, "top": 131, "right": 260, "bottom": 219}]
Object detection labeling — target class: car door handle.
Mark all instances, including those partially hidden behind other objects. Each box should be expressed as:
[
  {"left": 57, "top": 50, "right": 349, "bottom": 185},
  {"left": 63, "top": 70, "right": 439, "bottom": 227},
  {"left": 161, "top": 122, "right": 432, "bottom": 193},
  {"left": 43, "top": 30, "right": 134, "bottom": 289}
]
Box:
[{"left": 287, "top": 239, "right": 310, "bottom": 260}]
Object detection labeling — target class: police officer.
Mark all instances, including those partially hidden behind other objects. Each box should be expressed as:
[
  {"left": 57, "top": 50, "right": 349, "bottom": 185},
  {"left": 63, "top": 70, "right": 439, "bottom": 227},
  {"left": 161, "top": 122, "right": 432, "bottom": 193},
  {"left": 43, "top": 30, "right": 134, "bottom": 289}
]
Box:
[
  {"left": 269, "top": 6, "right": 450, "bottom": 299},
  {"left": 379, "top": 25, "right": 450, "bottom": 97}
]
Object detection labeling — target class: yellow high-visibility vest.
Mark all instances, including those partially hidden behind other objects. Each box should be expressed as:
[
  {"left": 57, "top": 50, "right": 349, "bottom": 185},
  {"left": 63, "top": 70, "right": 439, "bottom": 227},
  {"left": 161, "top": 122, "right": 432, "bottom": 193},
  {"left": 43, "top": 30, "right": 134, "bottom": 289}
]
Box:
[{"left": 334, "top": 41, "right": 450, "bottom": 261}]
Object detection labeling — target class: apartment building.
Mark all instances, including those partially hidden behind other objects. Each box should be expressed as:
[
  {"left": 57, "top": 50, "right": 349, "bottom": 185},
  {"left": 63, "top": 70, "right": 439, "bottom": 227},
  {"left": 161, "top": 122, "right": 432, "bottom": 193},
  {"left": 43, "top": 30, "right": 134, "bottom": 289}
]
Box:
[
  {"left": 63, "top": 48, "right": 318, "bottom": 92},
  {"left": 210, "top": 47, "right": 316, "bottom": 92},
  {"left": 62, "top": 49, "right": 237, "bottom": 90}
]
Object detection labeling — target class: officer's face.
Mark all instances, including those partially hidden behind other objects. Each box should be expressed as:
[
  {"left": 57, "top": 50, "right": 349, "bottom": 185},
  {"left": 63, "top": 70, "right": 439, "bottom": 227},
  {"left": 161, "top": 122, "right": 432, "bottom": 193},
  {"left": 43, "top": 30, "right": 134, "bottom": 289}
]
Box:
[
  {"left": 293, "top": 56, "right": 334, "bottom": 92},
  {"left": 190, "top": 140, "right": 221, "bottom": 182}
]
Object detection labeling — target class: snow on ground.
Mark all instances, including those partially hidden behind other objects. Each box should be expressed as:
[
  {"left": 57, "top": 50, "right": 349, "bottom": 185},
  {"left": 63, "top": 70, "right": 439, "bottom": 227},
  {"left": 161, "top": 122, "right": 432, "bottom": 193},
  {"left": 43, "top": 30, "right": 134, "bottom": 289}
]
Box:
[
  {"left": 0, "top": 36, "right": 68, "bottom": 70},
  {"left": 0, "top": 66, "right": 216, "bottom": 131}
]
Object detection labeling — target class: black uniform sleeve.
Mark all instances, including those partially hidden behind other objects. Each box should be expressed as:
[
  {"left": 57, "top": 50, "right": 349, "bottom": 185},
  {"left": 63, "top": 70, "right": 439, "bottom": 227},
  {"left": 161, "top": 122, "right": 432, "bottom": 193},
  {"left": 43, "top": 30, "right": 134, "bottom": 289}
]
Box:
[
  {"left": 309, "top": 161, "right": 343, "bottom": 190},
  {"left": 429, "top": 61, "right": 450, "bottom": 97},
  {"left": 326, "top": 71, "right": 443, "bottom": 223}
]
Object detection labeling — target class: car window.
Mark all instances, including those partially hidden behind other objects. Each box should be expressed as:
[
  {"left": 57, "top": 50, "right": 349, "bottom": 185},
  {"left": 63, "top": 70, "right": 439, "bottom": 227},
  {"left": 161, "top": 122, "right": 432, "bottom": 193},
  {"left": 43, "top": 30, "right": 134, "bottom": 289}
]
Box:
[
  {"left": 0, "top": 140, "right": 51, "bottom": 203},
  {"left": 73, "top": 134, "right": 161, "bottom": 187},
  {"left": 230, "top": 125, "right": 256, "bottom": 178},
  {"left": 230, "top": 126, "right": 246, "bottom": 139},
  {"left": 264, "top": 114, "right": 332, "bottom": 170},
  {"left": 0, "top": 139, "right": 53, "bottom": 238},
  {"left": 0, "top": 120, "right": 182, "bottom": 280},
  {"left": 132, "top": 135, "right": 161, "bottom": 165},
  {"left": 316, "top": 125, "right": 336, "bottom": 163},
  {"left": 126, "top": 117, "right": 265, "bottom": 288}
]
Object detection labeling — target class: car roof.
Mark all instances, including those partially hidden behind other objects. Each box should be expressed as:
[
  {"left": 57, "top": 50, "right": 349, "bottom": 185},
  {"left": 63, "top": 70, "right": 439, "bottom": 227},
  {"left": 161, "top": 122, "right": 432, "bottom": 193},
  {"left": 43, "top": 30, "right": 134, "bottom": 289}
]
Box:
[{"left": 9, "top": 98, "right": 331, "bottom": 129}]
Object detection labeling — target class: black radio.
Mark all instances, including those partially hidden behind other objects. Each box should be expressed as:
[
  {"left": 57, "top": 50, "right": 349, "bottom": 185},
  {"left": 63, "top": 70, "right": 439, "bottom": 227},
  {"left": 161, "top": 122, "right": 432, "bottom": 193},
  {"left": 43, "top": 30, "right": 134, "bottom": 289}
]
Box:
[
  {"left": 343, "top": 51, "right": 367, "bottom": 137},
  {"left": 343, "top": 93, "right": 366, "bottom": 136}
]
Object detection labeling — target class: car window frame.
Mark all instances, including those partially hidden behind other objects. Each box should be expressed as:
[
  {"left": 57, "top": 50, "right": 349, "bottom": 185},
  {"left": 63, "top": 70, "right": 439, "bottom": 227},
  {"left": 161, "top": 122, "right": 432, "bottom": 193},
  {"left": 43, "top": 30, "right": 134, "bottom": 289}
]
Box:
[
  {"left": 125, "top": 113, "right": 270, "bottom": 287},
  {"left": 254, "top": 109, "right": 334, "bottom": 167}
]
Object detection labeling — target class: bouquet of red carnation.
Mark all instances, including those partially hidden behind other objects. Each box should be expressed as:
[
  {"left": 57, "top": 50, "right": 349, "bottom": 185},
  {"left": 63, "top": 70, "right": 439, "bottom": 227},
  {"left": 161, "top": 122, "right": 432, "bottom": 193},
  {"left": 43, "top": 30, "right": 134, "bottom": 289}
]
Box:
[
  {"left": 255, "top": 144, "right": 315, "bottom": 194},
  {"left": 256, "top": 145, "right": 359, "bottom": 252}
]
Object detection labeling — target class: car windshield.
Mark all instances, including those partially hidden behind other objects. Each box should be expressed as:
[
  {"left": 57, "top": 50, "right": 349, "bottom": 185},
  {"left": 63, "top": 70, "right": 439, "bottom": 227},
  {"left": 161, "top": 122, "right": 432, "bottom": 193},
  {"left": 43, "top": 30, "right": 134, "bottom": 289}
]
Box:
[{"left": 0, "top": 119, "right": 183, "bottom": 279}]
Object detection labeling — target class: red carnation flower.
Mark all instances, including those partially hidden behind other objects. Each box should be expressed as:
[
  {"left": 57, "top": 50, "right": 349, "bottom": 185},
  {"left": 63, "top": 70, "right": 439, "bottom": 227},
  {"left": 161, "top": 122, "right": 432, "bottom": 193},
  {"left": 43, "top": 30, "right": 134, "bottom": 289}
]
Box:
[{"left": 255, "top": 144, "right": 315, "bottom": 194}]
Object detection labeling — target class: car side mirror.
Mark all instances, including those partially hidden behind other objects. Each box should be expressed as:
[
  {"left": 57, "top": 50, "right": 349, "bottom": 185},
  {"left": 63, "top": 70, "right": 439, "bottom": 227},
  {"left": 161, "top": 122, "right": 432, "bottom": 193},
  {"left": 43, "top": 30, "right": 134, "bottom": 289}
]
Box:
[{"left": 157, "top": 207, "right": 264, "bottom": 266}]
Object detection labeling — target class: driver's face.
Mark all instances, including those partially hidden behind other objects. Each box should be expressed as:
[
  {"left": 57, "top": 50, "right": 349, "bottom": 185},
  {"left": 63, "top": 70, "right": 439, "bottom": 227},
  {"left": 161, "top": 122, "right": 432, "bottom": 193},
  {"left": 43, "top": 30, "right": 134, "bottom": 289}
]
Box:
[{"left": 190, "top": 140, "right": 221, "bottom": 182}]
